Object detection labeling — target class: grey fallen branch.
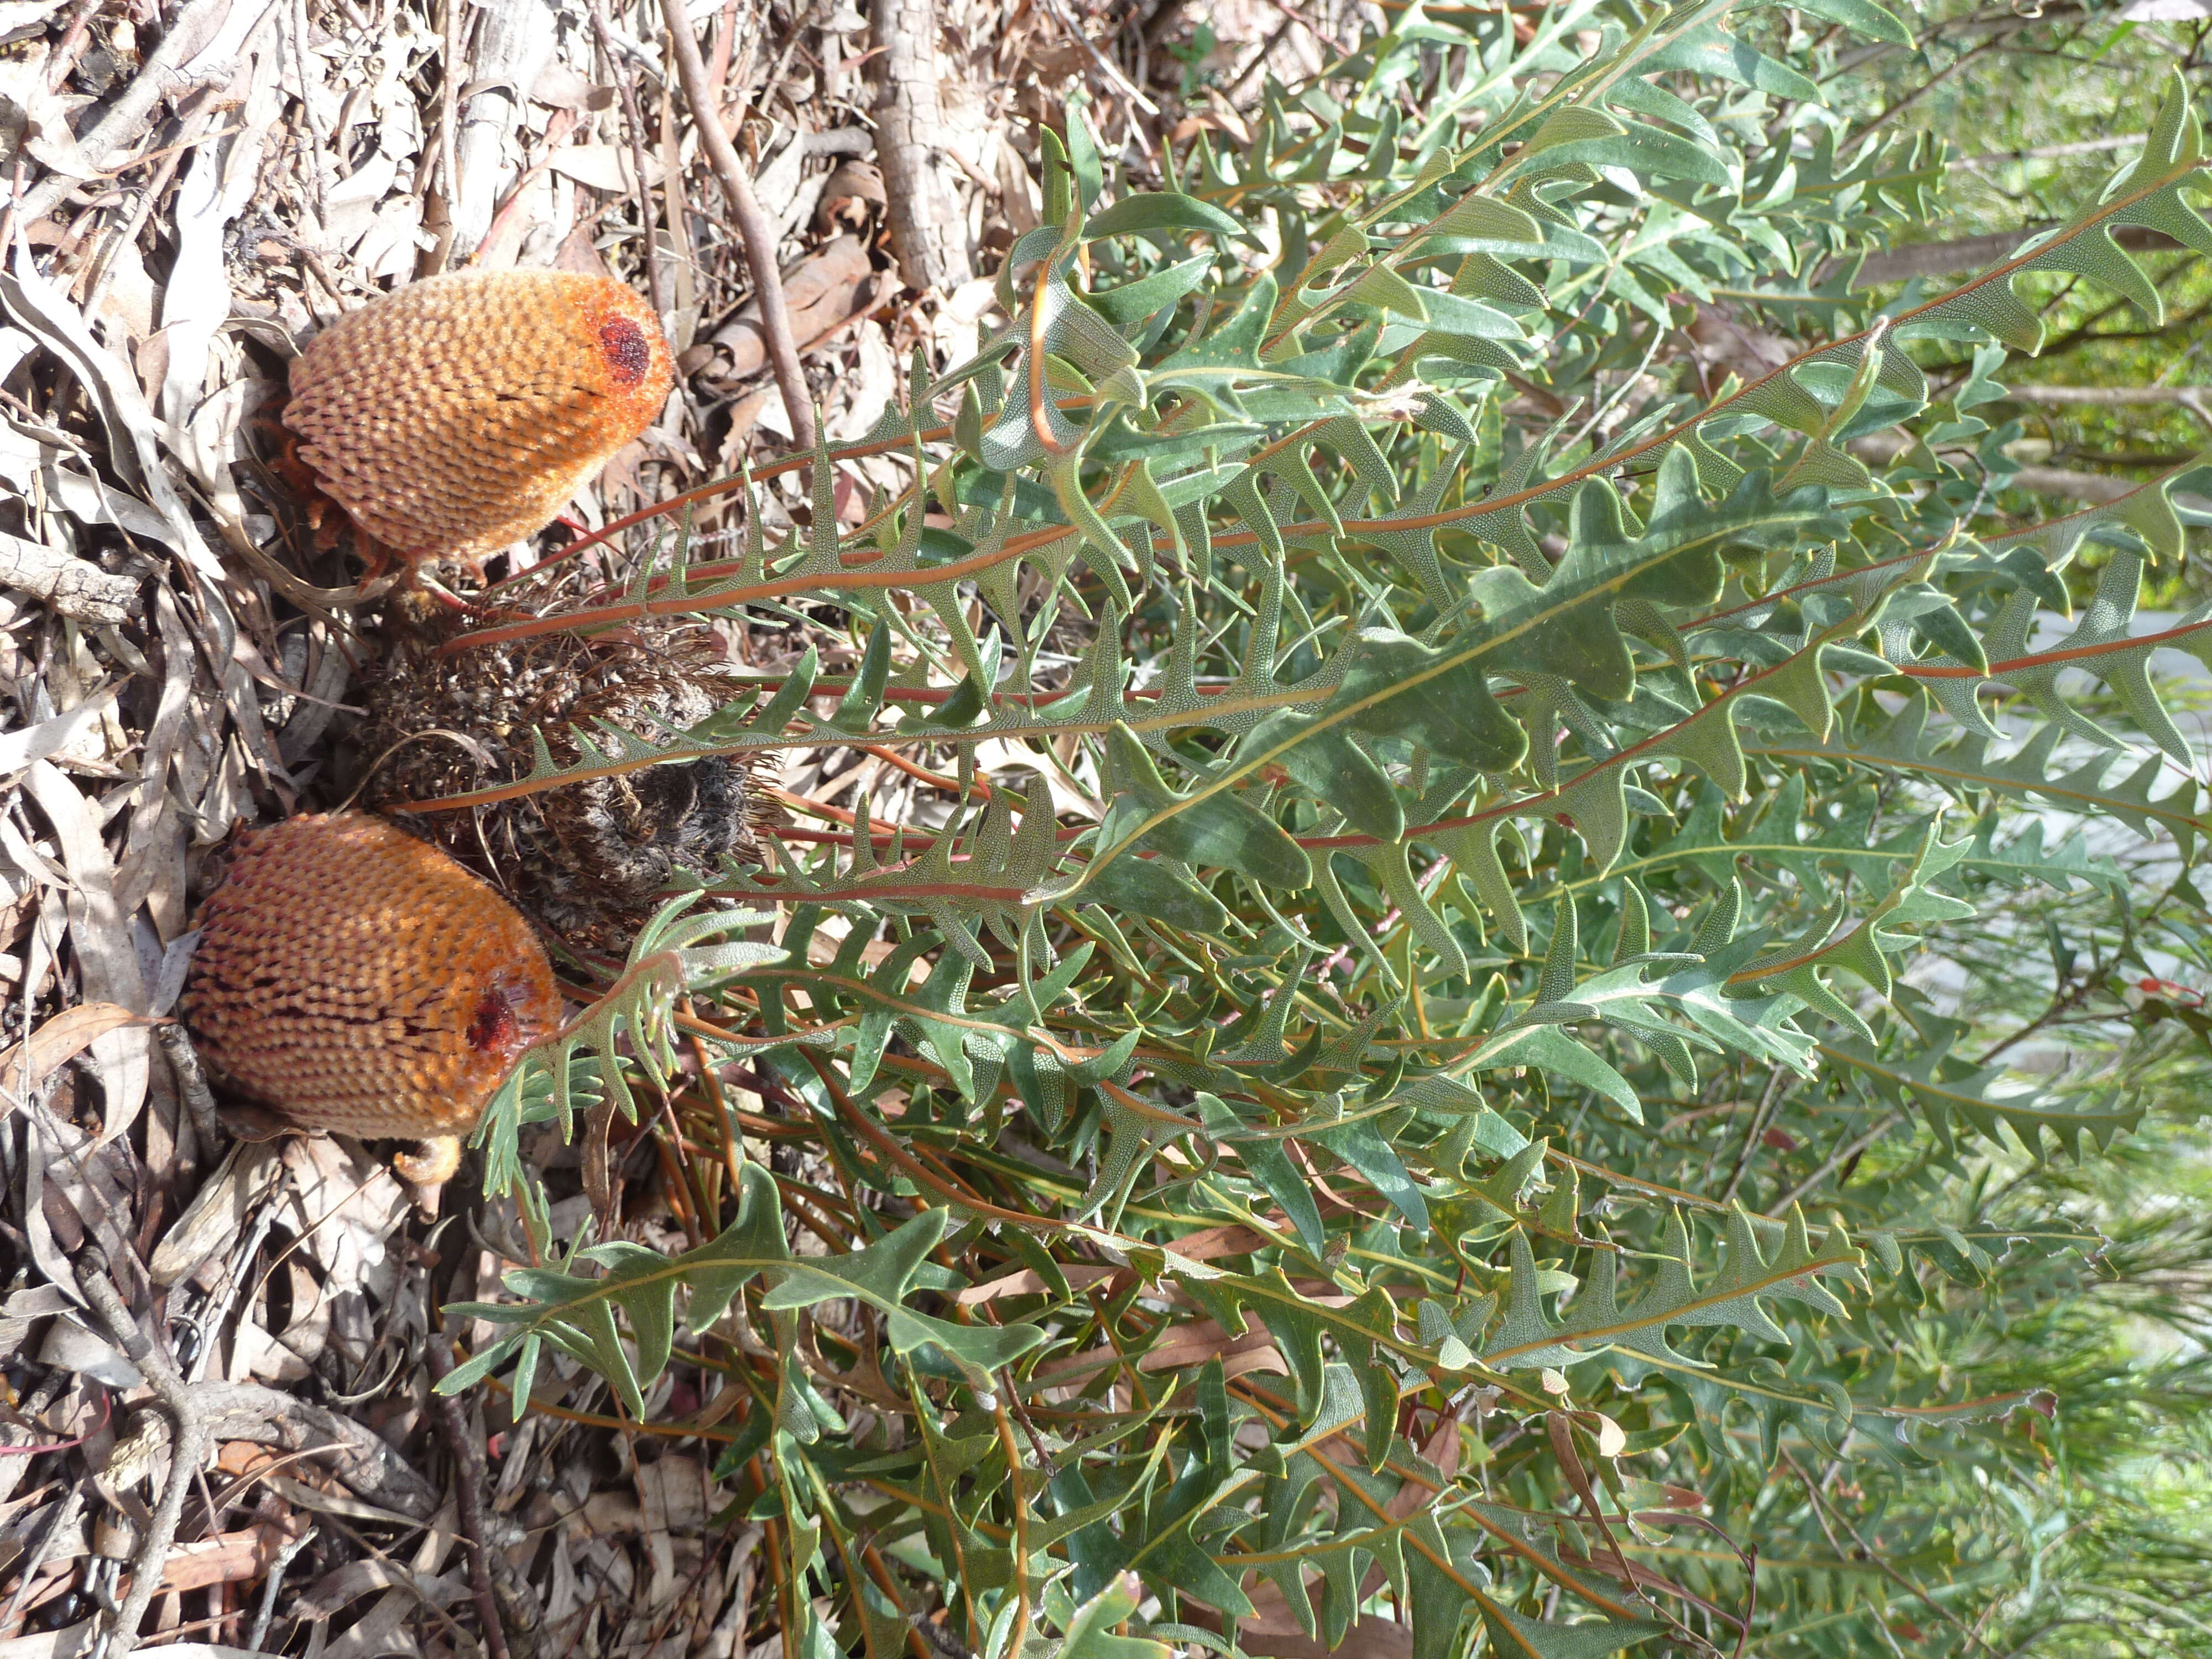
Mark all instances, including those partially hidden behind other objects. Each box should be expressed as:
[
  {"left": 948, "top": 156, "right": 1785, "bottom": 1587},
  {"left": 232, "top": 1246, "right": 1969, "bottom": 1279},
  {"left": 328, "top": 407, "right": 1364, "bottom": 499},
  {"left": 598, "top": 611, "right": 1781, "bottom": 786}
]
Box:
[
  {"left": 194, "top": 1379, "right": 441, "bottom": 1518},
  {"left": 2004, "top": 463, "right": 2212, "bottom": 509},
  {"left": 78, "top": 1247, "right": 206, "bottom": 1658},
  {"left": 1952, "top": 134, "right": 2143, "bottom": 170},
  {"left": 1853, "top": 430, "right": 2212, "bottom": 509},
  {"left": 2001, "top": 383, "right": 2212, "bottom": 404},
  {"left": 426, "top": 1337, "right": 510, "bottom": 1659},
  {"left": 154, "top": 1024, "right": 222, "bottom": 1159},
  {"left": 1826, "top": 225, "right": 2185, "bottom": 289}
]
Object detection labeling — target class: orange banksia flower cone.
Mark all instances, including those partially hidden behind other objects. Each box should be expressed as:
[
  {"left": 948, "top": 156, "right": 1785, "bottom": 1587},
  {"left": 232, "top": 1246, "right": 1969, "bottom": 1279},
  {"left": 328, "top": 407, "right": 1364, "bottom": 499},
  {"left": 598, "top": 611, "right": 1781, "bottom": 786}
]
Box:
[
  {"left": 181, "top": 813, "right": 561, "bottom": 1170},
  {"left": 283, "top": 270, "right": 674, "bottom": 570}
]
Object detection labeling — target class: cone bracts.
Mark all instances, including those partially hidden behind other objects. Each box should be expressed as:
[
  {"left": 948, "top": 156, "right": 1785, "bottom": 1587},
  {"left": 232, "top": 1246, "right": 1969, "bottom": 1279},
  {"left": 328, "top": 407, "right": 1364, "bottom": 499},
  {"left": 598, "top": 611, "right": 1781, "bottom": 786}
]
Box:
[
  {"left": 181, "top": 813, "right": 562, "bottom": 1183},
  {"left": 283, "top": 270, "right": 674, "bottom": 572},
  {"left": 362, "top": 593, "right": 759, "bottom": 955}
]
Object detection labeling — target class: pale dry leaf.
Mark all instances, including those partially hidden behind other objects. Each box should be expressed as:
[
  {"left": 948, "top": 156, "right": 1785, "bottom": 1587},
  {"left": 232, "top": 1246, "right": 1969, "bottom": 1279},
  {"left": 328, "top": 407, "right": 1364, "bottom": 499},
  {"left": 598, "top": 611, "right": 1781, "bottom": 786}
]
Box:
[
  {"left": 0, "top": 682, "right": 121, "bottom": 775},
  {"left": 0, "top": 239, "right": 229, "bottom": 585},
  {"left": 825, "top": 320, "right": 896, "bottom": 441},
  {"left": 19, "top": 761, "right": 148, "bottom": 1136},
  {"left": 0, "top": 1001, "right": 150, "bottom": 1118},
  {"left": 278, "top": 1136, "right": 410, "bottom": 1310},
  {"left": 18, "top": 1114, "right": 85, "bottom": 1304},
  {"left": 549, "top": 142, "right": 660, "bottom": 193},
  {"left": 158, "top": 56, "right": 282, "bottom": 494},
  {"left": 149, "top": 1142, "right": 286, "bottom": 1288},
  {"left": 33, "top": 1314, "right": 142, "bottom": 1387}
]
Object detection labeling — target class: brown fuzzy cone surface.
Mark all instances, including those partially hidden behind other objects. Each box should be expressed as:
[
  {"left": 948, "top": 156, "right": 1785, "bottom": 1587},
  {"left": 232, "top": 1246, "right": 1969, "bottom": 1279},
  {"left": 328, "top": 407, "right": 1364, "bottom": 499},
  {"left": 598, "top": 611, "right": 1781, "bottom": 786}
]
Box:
[
  {"left": 283, "top": 271, "right": 673, "bottom": 567},
  {"left": 182, "top": 813, "right": 561, "bottom": 1144}
]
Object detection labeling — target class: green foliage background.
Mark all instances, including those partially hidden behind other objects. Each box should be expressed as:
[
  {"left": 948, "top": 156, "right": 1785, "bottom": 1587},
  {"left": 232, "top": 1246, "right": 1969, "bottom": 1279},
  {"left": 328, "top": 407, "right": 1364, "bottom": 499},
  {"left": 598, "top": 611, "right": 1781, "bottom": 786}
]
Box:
[{"left": 437, "top": 3, "right": 2212, "bottom": 1654}]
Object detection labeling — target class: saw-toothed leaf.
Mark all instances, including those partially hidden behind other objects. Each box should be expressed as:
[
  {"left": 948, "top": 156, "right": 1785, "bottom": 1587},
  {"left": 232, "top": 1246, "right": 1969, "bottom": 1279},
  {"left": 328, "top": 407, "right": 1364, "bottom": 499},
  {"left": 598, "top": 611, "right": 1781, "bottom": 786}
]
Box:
[
  {"left": 1082, "top": 853, "right": 1232, "bottom": 934},
  {"left": 1084, "top": 192, "right": 1249, "bottom": 243},
  {"left": 1243, "top": 708, "right": 1405, "bottom": 841},
  {"left": 1329, "top": 628, "right": 1528, "bottom": 771}
]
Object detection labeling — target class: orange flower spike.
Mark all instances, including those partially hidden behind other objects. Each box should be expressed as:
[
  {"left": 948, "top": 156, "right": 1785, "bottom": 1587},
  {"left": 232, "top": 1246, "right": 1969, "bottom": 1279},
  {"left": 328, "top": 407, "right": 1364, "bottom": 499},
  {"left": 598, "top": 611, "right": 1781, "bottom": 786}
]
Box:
[
  {"left": 282, "top": 271, "right": 674, "bottom": 572},
  {"left": 181, "top": 813, "right": 562, "bottom": 1184}
]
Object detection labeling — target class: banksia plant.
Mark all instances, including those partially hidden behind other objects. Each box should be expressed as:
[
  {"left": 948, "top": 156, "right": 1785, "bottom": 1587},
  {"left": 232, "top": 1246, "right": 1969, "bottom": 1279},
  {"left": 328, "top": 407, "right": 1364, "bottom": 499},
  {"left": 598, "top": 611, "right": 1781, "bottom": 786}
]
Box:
[
  {"left": 181, "top": 812, "right": 562, "bottom": 1183},
  {"left": 408, "top": 18, "right": 2212, "bottom": 1659},
  {"left": 283, "top": 269, "right": 674, "bottom": 572}
]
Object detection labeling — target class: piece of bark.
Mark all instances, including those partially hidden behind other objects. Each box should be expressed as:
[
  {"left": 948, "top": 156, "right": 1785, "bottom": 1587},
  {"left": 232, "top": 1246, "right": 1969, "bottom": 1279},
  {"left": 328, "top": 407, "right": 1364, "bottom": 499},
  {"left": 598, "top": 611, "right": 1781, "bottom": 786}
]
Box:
[
  {"left": 452, "top": 0, "right": 559, "bottom": 260},
  {"left": 873, "top": 0, "right": 973, "bottom": 294},
  {"left": 817, "top": 159, "right": 885, "bottom": 233},
  {"left": 0, "top": 533, "right": 140, "bottom": 622},
  {"left": 707, "top": 234, "right": 878, "bottom": 378}
]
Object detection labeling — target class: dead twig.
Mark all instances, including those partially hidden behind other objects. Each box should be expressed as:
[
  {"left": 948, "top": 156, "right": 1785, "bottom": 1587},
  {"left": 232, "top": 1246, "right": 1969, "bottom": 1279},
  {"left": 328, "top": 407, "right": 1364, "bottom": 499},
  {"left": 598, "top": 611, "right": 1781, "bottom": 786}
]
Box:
[
  {"left": 659, "top": 0, "right": 817, "bottom": 452},
  {"left": 194, "top": 1380, "right": 440, "bottom": 1518},
  {"left": 1226, "top": 18, "right": 1295, "bottom": 103},
  {"left": 79, "top": 1246, "right": 210, "bottom": 1658},
  {"left": 426, "top": 1337, "right": 512, "bottom": 1659},
  {"left": 590, "top": 4, "right": 669, "bottom": 324},
  {"left": 1040, "top": 0, "right": 1160, "bottom": 118},
  {"left": 418, "top": 0, "right": 466, "bottom": 274},
  {"left": 81, "top": 95, "right": 220, "bottom": 319},
  {"left": 155, "top": 1024, "right": 222, "bottom": 1159},
  {"left": 243, "top": 1524, "right": 316, "bottom": 1651},
  {"left": 44, "top": 0, "right": 105, "bottom": 91}
]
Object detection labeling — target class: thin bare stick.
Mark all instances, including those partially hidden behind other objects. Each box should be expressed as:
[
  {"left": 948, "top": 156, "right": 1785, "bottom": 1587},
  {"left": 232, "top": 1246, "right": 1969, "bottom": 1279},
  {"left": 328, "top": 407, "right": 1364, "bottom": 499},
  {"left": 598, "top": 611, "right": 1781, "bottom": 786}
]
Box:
[
  {"left": 154, "top": 1024, "right": 222, "bottom": 1159},
  {"left": 1765, "top": 1112, "right": 1902, "bottom": 1217},
  {"left": 418, "top": 0, "right": 464, "bottom": 274},
  {"left": 1039, "top": 0, "right": 1159, "bottom": 114},
  {"left": 591, "top": 3, "right": 669, "bottom": 322},
  {"left": 1226, "top": 18, "right": 1294, "bottom": 103},
  {"left": 243, "top": 1524, "right": 316, "bottom": 1651},
  {"left": 425, "top": 1337, "right": 512, "bottom": 1659},
  {"left": 1953, "top": 134, "right": 2142, "bottom": 170},
  {"left": 45, "top": 0, "right": 104, "bottom": 91},
  {"left": 80, "top": 1248, "right": 208, "bottom": 1657},
  {"left": 658, "top": 0, "right": 816, "bottom": 452},
  {"left": 2003, "top": 382, "right": 2212, "bottom": 403}
]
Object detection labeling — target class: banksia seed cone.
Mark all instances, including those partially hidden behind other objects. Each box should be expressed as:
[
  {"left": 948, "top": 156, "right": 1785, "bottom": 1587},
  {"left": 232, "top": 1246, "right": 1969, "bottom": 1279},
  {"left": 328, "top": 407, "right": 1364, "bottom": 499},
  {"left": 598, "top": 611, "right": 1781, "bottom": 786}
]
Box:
[
  {"left": 182, "top": 813, "right": 561, "bottom": 1166},
  {"left": 362, "top": 596, "right": 759, "bottom": 954},
  {"left": 283, "top": 270, "right": 674, "bottom": 570}
]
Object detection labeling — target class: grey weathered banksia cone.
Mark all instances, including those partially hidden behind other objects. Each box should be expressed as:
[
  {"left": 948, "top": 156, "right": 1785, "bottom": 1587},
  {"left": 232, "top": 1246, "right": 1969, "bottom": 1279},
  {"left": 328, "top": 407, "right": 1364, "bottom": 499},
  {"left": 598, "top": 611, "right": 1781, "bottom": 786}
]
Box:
[{"left": 362, "top": 592, "right": 761, "bottom": 956}]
